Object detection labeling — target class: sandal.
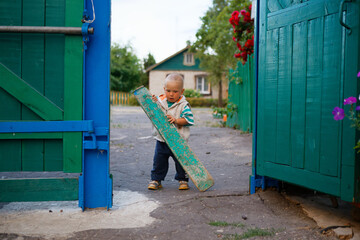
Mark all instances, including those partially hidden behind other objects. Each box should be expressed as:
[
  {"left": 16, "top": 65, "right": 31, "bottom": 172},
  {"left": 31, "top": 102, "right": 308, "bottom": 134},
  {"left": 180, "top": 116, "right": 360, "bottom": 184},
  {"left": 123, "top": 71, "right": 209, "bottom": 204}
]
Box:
[{"left": 148, "top": 180, "right": 162, "bottom": 190}]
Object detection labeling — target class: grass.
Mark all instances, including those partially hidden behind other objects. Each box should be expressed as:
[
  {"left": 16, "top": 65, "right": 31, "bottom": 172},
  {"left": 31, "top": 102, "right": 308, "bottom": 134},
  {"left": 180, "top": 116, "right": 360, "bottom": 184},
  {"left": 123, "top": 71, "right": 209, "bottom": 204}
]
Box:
[
  {"left": 222, "top": 227, "right": 277, "bottom": 240},
  {"left": 209, "top": 221, "right": 245, "bottom": 228}
]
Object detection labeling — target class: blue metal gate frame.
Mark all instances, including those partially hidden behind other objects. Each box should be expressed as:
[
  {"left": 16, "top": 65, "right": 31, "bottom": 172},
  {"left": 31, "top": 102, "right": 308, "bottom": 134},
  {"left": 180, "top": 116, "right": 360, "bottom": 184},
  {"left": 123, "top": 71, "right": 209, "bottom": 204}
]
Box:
[{"left": 79, "top": 0, "right": 112, "bottom": 210}]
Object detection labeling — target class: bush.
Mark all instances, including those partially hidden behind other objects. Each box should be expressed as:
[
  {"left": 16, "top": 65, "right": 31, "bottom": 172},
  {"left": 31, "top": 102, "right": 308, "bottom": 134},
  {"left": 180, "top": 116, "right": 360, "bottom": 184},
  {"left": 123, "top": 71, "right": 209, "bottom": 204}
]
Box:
[
  {"left": 184, "top": 89, "right": 202, "bottom": 98},
  {"left": 187, "top": 98, "right": 227, "bottom": 107},
  {"left": 128, "top": 95, "right": 140, "bottom": 106}
]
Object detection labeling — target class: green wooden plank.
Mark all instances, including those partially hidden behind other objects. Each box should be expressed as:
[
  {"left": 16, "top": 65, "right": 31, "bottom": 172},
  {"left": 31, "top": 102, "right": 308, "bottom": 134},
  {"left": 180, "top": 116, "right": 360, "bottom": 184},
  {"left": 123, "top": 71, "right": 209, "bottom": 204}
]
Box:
[
  {"left": 263, "top": 29, "right": 278, "bottom": 164},
  {"left": 0, "top": 63, "right": 64, "bottom": 121},
  {"left": 275, "top": 26, "right": 291, "bottom": 166},
  {"left": 0, "top": 1, "right": 22, "bottom": 172},
  {"left": 267, "top": 0, "right": 339, "bottom": 30},
  {"left": 21, "top": 0, "right": 46, "bottom": 173},
  {"left": 0, "top": 178, "right": 78, "bottom": 202},
  {"left": 290, "top": 21, "right": 307, "bottom": 169},
  {"left": 22, "top": 140, "right": 44, "bottom": 171},
  {"left": 0, "top": 133, "right": 62, "bottom": 140},
  {"left": 258, "top": 161, "right": 340, "bottom": 197},
  {"left": 45, "top": 0, "right": 66, "bottom": 173},
  {"left": 256, "top": 0, "right": 268, "bottom": 174},
  {"left": 0, "top": 140, "right": 21, "bottom": 172},
  {"left": 63, "top": 0, "right": 83, "bottom": 173},
  {"left": 319, "top": 13, "right": 341, "bottom": 177},
  {"left": 304, "top": 17, "right": 323, "bottom": 173},
  {"left": 134, "top": 87, "right": 214, "bottom": 191},
  {"left": 44, "top": 140, "right": 63, "bottom": 171}
]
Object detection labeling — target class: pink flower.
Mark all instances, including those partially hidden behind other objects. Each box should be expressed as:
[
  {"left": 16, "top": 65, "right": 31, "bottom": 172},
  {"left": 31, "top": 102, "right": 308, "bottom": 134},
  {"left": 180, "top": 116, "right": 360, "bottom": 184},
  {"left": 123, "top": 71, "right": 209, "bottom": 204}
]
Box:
[
  {"left": 357, "top": 71, "right": 360, "bottom": 78},
  {"left": 344, "top": 96, "right": 357, "bottom": 105},
  {"left": 240, "top": 10, "right": 246, "bottom": 16},
  {"left": 332, "top": 107, "right": 345, "bottom": 121}
]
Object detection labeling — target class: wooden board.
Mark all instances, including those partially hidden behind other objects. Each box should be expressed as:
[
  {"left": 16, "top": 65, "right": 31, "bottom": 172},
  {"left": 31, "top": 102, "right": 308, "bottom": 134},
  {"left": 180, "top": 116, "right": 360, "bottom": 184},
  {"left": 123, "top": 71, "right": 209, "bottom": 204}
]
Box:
[
  {"left": 134, "top": 86, "right": 214, "bottom": 191},
  {"left": 0, "top": 178, "right": 78, "bottom": 202}
]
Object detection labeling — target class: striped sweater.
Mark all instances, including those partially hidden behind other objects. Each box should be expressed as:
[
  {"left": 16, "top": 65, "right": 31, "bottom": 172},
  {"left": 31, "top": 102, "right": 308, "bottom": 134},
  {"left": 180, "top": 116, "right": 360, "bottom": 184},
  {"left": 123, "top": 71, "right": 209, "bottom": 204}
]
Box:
[{"left": 152, "top": 94, "right": 194, "bottom": 142}]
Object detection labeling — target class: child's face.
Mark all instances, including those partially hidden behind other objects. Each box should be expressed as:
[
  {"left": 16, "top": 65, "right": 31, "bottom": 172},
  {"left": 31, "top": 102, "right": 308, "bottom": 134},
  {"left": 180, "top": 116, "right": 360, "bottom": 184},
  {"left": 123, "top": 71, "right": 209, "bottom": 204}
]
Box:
[{"left": 164, "top": 81, "right": 184, "bottom": 103}]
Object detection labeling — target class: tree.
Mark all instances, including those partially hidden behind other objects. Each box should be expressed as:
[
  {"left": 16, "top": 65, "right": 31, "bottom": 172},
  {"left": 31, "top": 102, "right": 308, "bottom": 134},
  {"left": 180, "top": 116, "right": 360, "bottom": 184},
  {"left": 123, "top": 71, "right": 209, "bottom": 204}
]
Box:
[
  {"left": 140, "top": 53, "right": 156, "bottom": 88},
  {"left": 191, "top": 0, "right": 250, "bottom": 106},
  {"left": 110, "top": 43, "right": 143, "bottom": 92}
]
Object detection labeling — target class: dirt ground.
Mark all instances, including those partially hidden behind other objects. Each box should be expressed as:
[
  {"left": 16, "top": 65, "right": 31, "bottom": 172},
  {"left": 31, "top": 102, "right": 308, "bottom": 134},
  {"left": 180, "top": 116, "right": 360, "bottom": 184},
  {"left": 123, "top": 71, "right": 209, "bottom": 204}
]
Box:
[
  {"left": 81, "top": 106, "right": 337, "bottom": 239},
  {"left": 1, "top": 106, "right": 356, "bottom": 239}
]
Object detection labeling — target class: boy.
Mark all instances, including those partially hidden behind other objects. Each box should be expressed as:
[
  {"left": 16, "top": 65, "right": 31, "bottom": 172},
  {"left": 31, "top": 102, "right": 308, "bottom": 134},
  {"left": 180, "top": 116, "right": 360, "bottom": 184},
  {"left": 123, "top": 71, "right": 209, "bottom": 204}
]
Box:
[{"left": 148, "top": 73, "right": 194, "bottom": 190}]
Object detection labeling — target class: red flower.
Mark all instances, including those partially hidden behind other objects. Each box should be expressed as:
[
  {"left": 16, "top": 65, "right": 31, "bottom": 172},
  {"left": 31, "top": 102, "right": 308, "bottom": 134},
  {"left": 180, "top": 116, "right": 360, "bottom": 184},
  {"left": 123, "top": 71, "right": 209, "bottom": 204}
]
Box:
[
  {"left": 229, "top": 11, "right": 240, "bottom": 26},
  {"left": 236, "top": 42, "right": 242, "bottom": 51},
  {"left": 249, "top": 4, "right": 252, "bottom": 11},
  {"left": 234, "top": 53, "right": 241, "bottom": 58}
]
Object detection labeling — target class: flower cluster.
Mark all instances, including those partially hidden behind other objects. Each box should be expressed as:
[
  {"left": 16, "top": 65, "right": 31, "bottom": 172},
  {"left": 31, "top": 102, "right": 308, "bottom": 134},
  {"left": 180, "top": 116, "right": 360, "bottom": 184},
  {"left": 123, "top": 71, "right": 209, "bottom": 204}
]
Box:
[
  {"left": 229, "top": 5, "right": 254, "bottom": 64},
  {"left": 332, "top": 72, "right": 360, "bottom": 121},
  {"left": 332, "top": 71, "right": 360, "bottom": 152}
]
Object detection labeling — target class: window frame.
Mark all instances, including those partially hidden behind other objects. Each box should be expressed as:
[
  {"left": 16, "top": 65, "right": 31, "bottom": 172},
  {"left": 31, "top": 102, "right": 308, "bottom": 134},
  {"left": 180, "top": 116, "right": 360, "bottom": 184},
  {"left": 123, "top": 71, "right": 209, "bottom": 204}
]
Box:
[
  {"left": 195, "top": 75, "right": 210, "bottom": 95},
  {"left": 183, "top": 53, "right": 195, "bottom": 66}
]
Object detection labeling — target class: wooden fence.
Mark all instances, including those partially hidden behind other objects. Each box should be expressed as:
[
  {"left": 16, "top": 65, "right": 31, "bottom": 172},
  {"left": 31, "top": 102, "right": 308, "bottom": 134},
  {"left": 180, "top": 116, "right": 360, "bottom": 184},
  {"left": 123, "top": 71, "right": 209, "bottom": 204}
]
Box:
[
  {"left": 226, "top": 57, "right": 254, "bottom": 132},
  {"left": 110, "top": 91, "right": 131, "bottom": 105}
]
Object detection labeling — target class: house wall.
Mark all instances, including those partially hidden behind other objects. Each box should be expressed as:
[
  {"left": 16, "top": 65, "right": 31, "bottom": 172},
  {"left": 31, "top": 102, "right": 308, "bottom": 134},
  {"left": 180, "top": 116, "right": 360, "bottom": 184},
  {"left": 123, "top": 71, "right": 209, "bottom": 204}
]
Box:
[{"left": 149, "top": 70, "right": 227, "bottom": 99}]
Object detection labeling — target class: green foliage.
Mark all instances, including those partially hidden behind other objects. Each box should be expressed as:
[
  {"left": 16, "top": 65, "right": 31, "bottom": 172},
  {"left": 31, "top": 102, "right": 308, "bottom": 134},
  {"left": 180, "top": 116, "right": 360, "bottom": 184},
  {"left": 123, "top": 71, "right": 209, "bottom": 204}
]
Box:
[
  {"left": 110, "top": 43, "right": 143, "bottom": 92},
  {"left": 128, "top": 95, "right": 140, "bottom": 106},
  {"left": 191, "top": 0, "right": 251, "bottom": 106},
  {"left": 212, "top": 102, "right": 238, "bottom": 118},
  {"left": 209, "top": 221, "right": 245, "bottom": 228},
  {"left": 141, "top": 53, "right": 156, "bottom": 88},
  {"left": 187, "top": 98, "right": 227, "bottom": 107},
  {"left": 222, "top": 228, "right": 277, "bottom": 240},
  {"left": 184, "top": 89, "right": 202, "bottom": 98}
]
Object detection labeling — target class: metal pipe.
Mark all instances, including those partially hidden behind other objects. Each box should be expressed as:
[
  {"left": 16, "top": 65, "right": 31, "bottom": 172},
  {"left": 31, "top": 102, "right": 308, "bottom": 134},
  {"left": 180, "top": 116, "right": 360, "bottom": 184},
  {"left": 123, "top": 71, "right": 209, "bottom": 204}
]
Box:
[{"left": 0, "top": 26, "right": 94, "bottom": 35}]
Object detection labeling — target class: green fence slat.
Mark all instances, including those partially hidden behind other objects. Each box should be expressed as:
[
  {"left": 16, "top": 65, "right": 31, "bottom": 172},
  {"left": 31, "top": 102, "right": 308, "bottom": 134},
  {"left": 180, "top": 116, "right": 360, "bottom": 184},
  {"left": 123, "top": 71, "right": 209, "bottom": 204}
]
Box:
[
  {"left": 0, "top": 140, "right": 21, "bottom": 172},
  {"left": 63, "top": 0, "right": 83, "bottom": 173},
  {"left": 21, "top": 0, "right": 46, "bottom": 172},
  {"left": 319, "top": 13, "right": 341, "bottom": 177},
  {"left": 290, "top": 21, "right": 307, "bottom": 169},
  {"left": 0, "top": 0, "right": 22, "bottom": 172},
  {"left": 0, "top": 178, "right": 78, "bottom": 202},
  {"left": 263, "top": 28, "right": 278, "bottom": 164},
  {"left": 44, "top": 140, "right": 63, "bottom": 171},
  {"left": 275, "top": 26, "right": 291, "bottom": 166},
  {"left": 304, "top": 17, "right": 323, "bottom": 173},
  {"left": 44, "top": 0, "right": 66, "bottom": 173}
]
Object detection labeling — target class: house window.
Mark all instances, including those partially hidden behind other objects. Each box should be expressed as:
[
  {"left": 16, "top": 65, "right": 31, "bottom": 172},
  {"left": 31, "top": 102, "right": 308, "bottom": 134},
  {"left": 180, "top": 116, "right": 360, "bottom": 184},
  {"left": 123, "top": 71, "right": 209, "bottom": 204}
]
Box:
[
  {"left": 183, "top": 53, "right": 194, "bottom": 66},
  {"left": 196, "top": 76, "right": 210, "bottom": 94}
]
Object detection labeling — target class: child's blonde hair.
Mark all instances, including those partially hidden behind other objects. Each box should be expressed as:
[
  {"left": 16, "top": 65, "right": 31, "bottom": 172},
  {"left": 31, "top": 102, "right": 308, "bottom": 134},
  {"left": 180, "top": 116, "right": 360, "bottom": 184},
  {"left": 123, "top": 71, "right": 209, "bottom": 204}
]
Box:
[{"left": 164, "top": 73, "right": 184, "bottom": 89}]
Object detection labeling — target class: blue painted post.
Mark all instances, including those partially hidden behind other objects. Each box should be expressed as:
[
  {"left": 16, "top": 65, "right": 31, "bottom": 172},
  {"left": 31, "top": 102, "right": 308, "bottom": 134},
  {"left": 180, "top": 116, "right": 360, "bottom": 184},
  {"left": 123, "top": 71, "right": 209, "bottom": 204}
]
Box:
[{"left": 79, "top": 0, "right": 112, "bottom": 210}]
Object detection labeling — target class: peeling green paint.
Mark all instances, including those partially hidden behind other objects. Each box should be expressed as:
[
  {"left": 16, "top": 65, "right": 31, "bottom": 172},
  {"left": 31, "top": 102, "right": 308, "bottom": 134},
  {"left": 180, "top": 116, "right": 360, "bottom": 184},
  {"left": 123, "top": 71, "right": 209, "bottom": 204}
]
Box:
[{"left": 134, "top": 86, "right": 214, "bottom": 191}]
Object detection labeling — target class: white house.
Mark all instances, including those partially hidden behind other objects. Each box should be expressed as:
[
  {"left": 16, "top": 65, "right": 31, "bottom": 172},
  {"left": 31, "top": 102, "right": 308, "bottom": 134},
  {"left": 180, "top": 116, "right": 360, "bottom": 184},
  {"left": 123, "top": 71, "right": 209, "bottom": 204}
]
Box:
[{"left": 146, "top": 46, "right": 227, "bottom": 99}]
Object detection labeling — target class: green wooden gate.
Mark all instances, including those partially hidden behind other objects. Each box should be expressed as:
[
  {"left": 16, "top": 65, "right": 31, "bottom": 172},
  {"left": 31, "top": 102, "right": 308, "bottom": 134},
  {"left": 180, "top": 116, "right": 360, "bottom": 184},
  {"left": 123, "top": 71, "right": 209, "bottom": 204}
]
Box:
[
  {"left": 257, "top": 0, "right": 360, "bottom": 202},
  {"left": 0, "top": 0, "right": 84, "bottom": 201}
]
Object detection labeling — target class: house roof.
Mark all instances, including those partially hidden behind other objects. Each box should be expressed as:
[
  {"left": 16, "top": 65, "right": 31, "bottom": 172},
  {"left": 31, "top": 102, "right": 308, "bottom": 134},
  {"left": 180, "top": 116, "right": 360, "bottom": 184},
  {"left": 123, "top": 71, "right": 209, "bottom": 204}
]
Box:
[{"left": 146, "top": 46, "right": 203, "bottom": 72}]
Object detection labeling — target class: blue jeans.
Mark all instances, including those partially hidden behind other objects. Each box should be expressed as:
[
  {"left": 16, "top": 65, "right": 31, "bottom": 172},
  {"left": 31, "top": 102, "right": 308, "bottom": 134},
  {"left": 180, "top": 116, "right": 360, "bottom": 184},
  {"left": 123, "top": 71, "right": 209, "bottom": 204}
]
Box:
[{"left": 151, "top": 141, "right": 188, "bottom": 182}]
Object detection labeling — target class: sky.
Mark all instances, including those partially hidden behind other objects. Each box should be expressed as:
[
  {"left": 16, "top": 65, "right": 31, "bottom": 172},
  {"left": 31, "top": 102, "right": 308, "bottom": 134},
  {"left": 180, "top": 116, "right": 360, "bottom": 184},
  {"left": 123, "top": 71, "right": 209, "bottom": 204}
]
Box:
[{"left": 111, "top": 0, "right": 213, "bottom": 63}]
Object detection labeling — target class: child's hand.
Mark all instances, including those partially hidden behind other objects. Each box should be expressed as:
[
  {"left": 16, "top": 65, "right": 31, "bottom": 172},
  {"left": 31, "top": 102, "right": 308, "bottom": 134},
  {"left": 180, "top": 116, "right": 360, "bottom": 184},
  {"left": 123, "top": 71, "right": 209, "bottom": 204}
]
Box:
[
  {"left": 166, "top": 114, "right": 176, "bottom": 124},
  {"left": 152, "top": 95, "right": 158, "bottom": 102}
]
